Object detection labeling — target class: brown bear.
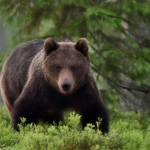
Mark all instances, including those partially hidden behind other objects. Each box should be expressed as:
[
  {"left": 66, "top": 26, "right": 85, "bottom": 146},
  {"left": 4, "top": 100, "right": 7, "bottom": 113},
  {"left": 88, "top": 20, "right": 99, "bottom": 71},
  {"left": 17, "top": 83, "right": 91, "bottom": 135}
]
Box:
[{"left": 0, "top": 37, "right": 109, "bottom": 133}]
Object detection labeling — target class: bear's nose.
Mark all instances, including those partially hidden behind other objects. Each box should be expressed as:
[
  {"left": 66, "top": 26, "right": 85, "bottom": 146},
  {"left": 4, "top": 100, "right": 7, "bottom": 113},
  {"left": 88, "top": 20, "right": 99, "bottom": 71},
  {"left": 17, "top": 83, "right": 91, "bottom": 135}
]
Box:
[{"left": 61, "top": 82, "right": 71, "bottom": 92}]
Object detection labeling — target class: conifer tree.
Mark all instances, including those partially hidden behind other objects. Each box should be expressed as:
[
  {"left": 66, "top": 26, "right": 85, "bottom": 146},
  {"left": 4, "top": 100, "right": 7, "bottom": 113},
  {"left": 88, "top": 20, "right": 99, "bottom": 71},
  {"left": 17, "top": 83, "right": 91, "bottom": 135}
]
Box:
[{"left": 0, "top": 0, "right": 150, "bottom": 111}]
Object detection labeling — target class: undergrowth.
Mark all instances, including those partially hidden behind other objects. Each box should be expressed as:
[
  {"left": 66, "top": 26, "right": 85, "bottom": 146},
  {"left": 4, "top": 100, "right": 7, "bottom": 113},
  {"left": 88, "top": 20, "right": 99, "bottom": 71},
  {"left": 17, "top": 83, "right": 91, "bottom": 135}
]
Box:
[{"left": 0, "top": 106, "right": 150, "bottom": 150}]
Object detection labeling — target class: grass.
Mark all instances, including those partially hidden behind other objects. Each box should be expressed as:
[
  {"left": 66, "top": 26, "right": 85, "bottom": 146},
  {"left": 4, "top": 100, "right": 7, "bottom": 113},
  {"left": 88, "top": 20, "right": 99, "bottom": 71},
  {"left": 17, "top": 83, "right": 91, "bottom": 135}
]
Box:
[{"left": 0, "top": 106, "right": 150, "bottom": 150}]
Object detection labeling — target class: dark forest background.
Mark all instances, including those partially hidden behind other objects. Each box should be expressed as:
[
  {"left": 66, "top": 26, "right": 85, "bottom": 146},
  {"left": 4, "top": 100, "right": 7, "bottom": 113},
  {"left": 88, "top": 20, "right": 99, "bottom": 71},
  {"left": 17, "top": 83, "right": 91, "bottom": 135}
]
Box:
[{"left": 0, "top": 0, "right": 150, "bottom": 113}]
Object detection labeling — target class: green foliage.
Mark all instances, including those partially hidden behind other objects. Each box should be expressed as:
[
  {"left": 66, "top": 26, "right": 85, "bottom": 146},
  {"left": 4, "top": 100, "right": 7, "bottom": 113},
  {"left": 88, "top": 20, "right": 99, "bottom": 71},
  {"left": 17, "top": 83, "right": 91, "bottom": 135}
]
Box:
[
  {"left": 1, "top": 106, "right": 150, "bottom": 149},
  {"left": 1, "top": 1, "right": 150, "bottom": 148},
  {"left": 0, "top": 0, "right": 150, "bottom": 108}
]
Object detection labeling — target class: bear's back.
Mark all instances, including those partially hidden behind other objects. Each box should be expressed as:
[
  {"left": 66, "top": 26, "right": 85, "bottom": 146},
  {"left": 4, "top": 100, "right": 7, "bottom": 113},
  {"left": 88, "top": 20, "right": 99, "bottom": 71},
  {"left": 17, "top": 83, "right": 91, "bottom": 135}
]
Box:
[{"left": 0, "top": 39, "right": 44, "bottom": 105}]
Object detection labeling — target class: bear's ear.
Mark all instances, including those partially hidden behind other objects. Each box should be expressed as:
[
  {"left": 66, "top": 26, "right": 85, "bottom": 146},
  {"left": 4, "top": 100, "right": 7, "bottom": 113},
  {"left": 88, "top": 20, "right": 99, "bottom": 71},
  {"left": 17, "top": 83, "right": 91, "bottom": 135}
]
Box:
[
  {"left": 74, "top": 38, "right": 89, "bottom": 56},
  {"left": 44, "top": 37, "right": 59, "bottom": 55}
]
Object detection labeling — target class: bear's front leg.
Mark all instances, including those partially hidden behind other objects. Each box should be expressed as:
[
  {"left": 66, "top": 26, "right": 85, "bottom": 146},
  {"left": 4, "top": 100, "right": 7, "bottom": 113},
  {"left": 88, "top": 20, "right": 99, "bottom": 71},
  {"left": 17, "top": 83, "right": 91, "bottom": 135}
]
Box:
[
  {"left": 81, "top": 102, "right": 109, "bottom": 134},
  {"left": 77, "top": 77, "right": 110, "bottom": 134},
  {"left": 12, "top": 98, "right": 39, "bottom": 131}
]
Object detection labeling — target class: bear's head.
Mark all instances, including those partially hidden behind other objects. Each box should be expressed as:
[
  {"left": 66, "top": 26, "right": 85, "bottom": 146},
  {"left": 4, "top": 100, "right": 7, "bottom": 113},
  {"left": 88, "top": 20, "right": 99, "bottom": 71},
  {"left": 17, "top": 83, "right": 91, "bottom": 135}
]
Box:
[{"left": 43, "top": 37, "right": 90, "bottom": 95}]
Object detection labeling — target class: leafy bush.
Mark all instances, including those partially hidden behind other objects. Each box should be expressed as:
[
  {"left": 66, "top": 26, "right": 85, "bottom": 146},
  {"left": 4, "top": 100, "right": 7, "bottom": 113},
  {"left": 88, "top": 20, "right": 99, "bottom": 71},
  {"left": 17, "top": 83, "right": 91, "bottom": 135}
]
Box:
[{"left": 0, "top": 106, "right": 150, "bottom": 149}]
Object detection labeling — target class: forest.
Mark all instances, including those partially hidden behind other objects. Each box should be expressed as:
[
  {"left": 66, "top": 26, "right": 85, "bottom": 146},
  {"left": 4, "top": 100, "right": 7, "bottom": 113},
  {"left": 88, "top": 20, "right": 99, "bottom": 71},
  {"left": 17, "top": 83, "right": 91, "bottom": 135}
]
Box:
[{"left": 0, "top": 0, "right": 150, "bottom": 149}]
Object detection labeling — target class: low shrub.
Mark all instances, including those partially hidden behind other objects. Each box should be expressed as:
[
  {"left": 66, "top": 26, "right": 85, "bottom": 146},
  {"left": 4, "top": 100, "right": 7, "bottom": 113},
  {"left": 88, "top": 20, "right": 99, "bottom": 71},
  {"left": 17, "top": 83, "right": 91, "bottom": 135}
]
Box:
[{"left": 0, "top": 106, "right": 150, "bottom": 150}]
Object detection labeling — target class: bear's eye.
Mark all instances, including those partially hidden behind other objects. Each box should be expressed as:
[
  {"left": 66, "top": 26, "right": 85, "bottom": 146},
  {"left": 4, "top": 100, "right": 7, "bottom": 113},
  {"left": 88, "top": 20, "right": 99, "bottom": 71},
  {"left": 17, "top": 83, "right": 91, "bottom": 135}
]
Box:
[
  {"left": 56, "top": 66, "right": 61, "bottom": 71},
  {"left": 71, "top": 66, "right": 76, "bottom": 71}
]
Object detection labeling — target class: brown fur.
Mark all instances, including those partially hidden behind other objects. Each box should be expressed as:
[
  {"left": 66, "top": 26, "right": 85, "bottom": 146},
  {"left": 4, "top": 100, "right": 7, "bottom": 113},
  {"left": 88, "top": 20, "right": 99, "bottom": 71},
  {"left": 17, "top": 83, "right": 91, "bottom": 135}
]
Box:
[
  {"left": 0, "top": 38, "right": 109, "bottom": 134},
  {"left": 58, "top": 69, "right": 74, "bottom": 94}
]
